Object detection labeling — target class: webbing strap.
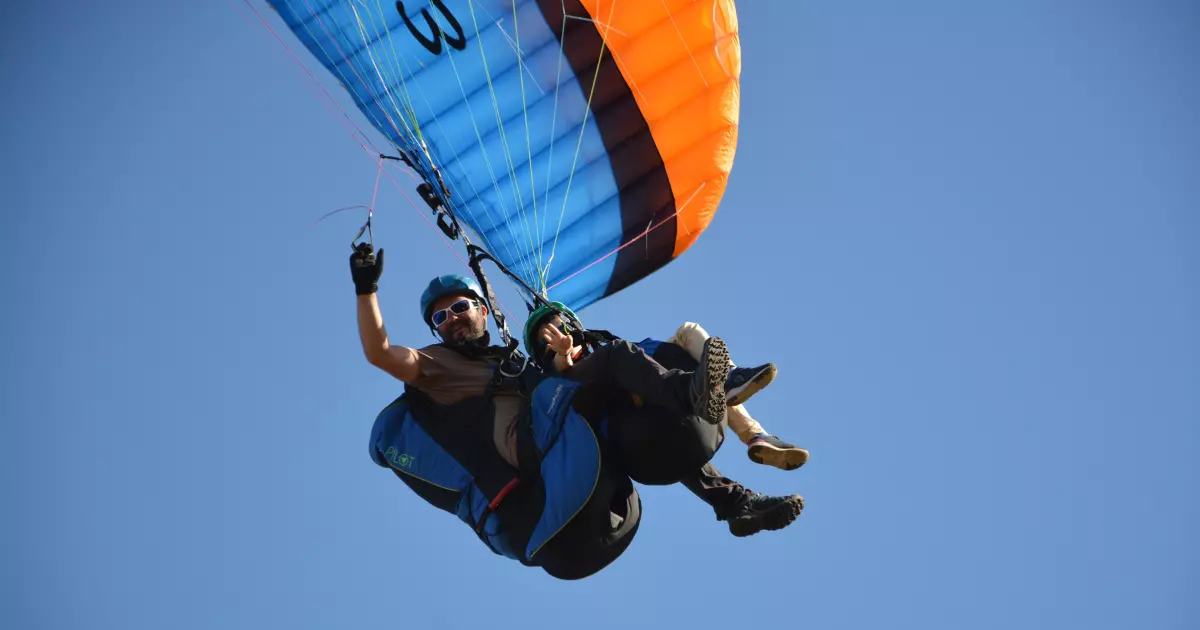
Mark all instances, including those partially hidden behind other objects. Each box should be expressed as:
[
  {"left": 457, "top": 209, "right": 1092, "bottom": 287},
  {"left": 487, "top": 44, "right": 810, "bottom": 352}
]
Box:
[{"left": 466, "top": 247, "right": 514, "bottom": 348}]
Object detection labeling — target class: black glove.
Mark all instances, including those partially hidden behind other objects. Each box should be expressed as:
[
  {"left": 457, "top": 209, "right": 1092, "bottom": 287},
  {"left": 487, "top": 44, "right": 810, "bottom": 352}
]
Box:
[{"left": 350, "top": 242, "right": 384, "bottom": 295}]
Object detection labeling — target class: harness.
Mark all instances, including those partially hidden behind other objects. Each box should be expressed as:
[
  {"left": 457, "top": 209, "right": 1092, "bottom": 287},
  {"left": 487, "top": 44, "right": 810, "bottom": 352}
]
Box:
[{"left": 424, "top": 341, "right": 574, "bottom": 560}]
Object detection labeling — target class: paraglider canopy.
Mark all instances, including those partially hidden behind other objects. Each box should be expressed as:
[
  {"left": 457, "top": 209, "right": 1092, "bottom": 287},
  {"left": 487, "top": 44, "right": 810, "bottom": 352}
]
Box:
[{"left": 269, "top": 0, "right": 742, "bottom": 320}]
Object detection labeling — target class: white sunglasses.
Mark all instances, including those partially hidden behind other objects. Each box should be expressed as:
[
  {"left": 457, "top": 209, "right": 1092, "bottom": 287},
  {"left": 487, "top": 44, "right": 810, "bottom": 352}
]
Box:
[{"left": 430, "top": 298, "right": 481, "bottom": 327}]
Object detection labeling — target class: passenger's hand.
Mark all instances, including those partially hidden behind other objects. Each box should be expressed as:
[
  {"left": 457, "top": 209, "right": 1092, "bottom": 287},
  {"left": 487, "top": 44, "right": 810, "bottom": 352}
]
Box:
[
  {"left": 350, "top": 242, "right": 384, "bottom": 295},
  {"left": 542, "top": 323, "right": 580, "bottom": 358}
]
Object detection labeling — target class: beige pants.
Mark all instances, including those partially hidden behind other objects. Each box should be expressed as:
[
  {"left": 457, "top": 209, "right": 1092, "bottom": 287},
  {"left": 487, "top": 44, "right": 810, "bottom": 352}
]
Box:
[{"left": 665, "top": 322, "right": 766, "bottom": 445}]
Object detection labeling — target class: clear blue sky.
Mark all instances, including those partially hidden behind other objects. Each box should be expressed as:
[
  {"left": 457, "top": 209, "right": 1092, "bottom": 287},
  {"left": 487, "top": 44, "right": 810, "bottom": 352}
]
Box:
[{"left": 4, "top": 1, "right": 1197, "bottom": 628}]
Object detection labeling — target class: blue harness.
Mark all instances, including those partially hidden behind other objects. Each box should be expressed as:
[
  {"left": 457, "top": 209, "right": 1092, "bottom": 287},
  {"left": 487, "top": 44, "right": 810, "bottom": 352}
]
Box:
[{"left": 367, "top": 372, "right": 602, "bottom": 564}]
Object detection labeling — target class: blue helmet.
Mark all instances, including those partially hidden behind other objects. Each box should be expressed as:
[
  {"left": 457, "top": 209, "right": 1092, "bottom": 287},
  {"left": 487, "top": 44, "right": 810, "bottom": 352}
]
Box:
[{"left": 420, "top": 274, "right": 484, "bottom": 325}]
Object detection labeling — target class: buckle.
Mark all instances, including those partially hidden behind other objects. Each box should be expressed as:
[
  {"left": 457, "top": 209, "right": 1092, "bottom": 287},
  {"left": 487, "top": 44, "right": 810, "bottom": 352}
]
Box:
[{"left": 498, "top": 352, "right": 528, "bottom": 378}]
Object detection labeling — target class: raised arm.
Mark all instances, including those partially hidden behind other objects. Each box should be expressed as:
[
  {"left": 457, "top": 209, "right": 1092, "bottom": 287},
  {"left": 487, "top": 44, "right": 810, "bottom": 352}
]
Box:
[
  {"left": 357, "top": 293, "right": 422, "bottom": 382},
  {"left": 351, "top": 243, "right": 422, "bottom": 383}
]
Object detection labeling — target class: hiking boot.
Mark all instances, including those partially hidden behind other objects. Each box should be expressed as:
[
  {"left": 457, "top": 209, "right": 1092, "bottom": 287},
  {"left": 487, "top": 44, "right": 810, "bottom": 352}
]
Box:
[
  {"left": 725, "top": 363, "right": 777, "bottom": 406},
  {"left": 691, "top": 337, "right": 732, "bottom": 425},
  {"left": 747, "top": 434, "right": 809, "bottom": 471},
  {"left": 725, "top": 492, "right": 805, "bottom": 537}
]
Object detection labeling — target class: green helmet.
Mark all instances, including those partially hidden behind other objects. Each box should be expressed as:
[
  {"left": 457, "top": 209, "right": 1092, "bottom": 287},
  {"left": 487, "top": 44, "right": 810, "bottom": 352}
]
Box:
[{"left": 523, "top": 301, "right": 582, "bottom": 356}]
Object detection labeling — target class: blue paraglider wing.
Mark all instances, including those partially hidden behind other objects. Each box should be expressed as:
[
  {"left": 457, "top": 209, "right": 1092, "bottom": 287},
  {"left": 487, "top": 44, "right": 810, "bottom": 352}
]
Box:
[{"left": 270, "top": 0, "right": 742, "bottom": 311}]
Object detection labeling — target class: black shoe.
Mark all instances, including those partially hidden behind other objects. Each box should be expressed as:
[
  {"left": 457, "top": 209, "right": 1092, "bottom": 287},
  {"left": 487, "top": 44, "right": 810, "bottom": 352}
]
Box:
[
  {"left": 725, "top": 492, "right": 805, "bottom": 537},
  {"left": 725, "top": 363, "right": 776, "bottom": 406},
  {"left": 747, "top": 434, "right": 809, "bottom": 471},
  {"left": 691, "top": 337, "right": 732, "bottom": 425}
]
